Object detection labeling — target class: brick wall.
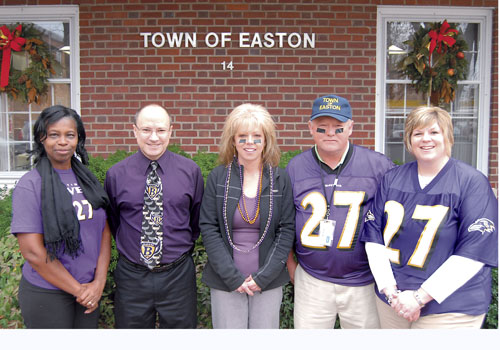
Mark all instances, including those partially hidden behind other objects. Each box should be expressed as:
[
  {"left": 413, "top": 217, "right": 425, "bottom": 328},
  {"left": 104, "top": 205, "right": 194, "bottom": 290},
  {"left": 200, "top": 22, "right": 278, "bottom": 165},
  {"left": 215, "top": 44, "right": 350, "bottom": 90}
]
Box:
[{"left": 1, "top": 0, "right": 498, "bottom": 188}]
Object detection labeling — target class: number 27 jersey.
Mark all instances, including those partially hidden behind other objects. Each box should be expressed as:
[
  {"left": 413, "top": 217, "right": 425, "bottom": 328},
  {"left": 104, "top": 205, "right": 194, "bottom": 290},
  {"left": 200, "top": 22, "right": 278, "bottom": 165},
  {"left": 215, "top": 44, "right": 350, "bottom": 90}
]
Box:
[
  {"left": 286, "top": 145, "right": 394, "bottom": 286},
  {"left": 361, "top": 159, "right": 498, "bottom": 315}
]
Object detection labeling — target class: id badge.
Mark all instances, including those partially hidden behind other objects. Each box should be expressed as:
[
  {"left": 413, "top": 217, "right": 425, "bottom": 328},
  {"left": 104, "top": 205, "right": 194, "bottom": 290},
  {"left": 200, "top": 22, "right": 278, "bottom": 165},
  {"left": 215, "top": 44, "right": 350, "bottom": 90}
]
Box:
[{"left": 319, "top": 219, "right": 336, "bottom": 246}]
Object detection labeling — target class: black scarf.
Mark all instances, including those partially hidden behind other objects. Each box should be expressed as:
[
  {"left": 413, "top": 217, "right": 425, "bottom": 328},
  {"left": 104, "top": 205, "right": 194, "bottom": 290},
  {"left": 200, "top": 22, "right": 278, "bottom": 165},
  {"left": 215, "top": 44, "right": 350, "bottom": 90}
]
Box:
[{"left": 36, "top": 156, "right": 110, "bottom": 260}]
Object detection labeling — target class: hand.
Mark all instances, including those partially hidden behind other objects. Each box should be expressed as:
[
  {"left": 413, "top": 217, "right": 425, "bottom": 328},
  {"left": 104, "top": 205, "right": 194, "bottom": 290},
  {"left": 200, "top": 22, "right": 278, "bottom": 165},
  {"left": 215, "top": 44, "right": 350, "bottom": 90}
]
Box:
[
  {"left": 287, "top": 253, "right": 298, "bottom": 284},
  {"left": 382, "top": 286, "right": 400, "bottom": 307},
  {"left": 391, "top": 290, "right": 422, "bottom": 322},
  {"left": 236, "top": 280, "right": 253, "bottom": 296},
  {"left": 235, "top": 276, "right": 261, "bottom": 296},
  {"left": 245, "top": 275, "right": 261, "bottom": 293},
  {"left": 76, "top": 280, "right": 105, "bottom": 314}
]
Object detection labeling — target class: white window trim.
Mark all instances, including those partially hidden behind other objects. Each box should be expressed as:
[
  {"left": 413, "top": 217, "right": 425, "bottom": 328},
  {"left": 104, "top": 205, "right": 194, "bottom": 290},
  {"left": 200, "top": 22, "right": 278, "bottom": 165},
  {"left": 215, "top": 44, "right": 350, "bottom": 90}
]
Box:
[
  {"left": 375, "top": 6, "right": 493, "bottom": 176},
  {"left": 0, "top": 5, "right": 80, "bottom": 187}
]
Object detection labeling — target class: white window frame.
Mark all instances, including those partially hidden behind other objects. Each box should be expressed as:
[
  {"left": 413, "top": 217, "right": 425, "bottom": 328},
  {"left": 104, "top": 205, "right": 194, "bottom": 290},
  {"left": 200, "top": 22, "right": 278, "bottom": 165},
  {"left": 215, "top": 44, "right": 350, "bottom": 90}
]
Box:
[
  {"left": 0, "top": 5, "right": 80, "bottom": 187},
  {"left": 375, "top": 6, "right": 493, "bottom": 175}
]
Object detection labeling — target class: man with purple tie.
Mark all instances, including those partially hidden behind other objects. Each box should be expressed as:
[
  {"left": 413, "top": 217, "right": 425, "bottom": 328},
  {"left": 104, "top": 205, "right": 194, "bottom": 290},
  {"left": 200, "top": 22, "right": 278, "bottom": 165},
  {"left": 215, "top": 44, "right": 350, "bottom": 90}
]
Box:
[{"left": 105, "top": 104, "right": 204, "bottom": 328}]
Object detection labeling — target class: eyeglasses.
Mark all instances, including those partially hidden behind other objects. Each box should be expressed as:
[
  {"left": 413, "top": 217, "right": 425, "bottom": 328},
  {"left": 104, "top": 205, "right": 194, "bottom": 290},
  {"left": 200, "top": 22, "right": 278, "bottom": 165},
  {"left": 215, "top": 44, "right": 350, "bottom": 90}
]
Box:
[{"left": 137, "top": 128, "right": 170, "bottom": 137}]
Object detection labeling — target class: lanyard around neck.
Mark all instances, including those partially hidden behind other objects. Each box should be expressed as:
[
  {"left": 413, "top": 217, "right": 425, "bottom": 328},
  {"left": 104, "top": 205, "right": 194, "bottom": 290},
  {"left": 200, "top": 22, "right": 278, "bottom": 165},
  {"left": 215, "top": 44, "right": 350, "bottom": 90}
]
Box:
[{"left": 317, "top": 159, "right": 343, "bottom": 220}]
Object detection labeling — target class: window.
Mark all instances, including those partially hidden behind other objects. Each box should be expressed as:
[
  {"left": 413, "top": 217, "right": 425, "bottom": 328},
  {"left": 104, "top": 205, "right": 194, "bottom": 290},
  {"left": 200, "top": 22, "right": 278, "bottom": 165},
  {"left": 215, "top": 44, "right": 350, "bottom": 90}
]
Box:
[
  {"left": 375, "top": 6, "right": 493, "bottom": 175},
  {"left": 0, "top": 5, "right": 79, "bottom": 187}
]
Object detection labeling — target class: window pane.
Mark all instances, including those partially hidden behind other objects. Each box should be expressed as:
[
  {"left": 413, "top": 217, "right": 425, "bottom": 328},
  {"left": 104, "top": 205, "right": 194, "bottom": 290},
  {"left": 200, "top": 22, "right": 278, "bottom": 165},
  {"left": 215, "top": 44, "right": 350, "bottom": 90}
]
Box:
[
  {"left": 385, "top": 116, "right": 405, "bottom": 142},
  {"left": 36, "top": 22, "right": 71, "bottom": 79},
  {"left": 53, "top": 84, "right": 71, "bottom": 107},
  {"left": 28, "top": 97, "right": 52, "bottom": 112},
  {"left": 457, "top": 23, "right": 480, "bottom": 80},
  {"left": 10, "top": 143, "right": 32, "bottom": 171},
  {"left": 0, "top": 98, "right": 35, "bottom": 171},
  {"left": 386, "top": 84, "right": 406, "bottom": 112},
  {"left": 454, "top": 84, "right": 479, "bottom": 114},
  {"left": 385, "top": 143, "right": 414, "bottom": 165},
  {"left": 0, "top": 137, "right": 32, "bottom": 172},
  {"left": 386, "top": 83, "right": 427, "bottom": 112},
  {"left": 452, "top": 85, "right": 478, "bottom": 166},
  {"left": 9, "top": 83, "right": 72, "bottom": 113},
  {"left": 8, "top": 113, "right": 30, "bottom": 141},
  {"left": 386, "top": 21, "right": 420, "bottom": 79}
]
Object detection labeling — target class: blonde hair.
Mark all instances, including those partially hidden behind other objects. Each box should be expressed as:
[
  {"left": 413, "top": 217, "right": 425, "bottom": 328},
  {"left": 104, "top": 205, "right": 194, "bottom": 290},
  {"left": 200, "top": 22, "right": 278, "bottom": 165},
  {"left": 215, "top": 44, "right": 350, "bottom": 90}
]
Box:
[
  {"left": 404, "top": 106, "right": 454, "bottom": 157},
  {"left": 219, "top": 103, "right": 280, "bottom": 167}
]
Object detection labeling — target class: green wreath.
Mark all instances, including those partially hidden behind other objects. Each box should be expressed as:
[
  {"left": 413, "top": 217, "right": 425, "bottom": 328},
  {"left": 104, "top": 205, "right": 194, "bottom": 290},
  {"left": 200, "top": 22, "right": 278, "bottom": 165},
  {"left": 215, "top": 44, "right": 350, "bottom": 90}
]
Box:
[
  {"left": 398, "top": 20, "right": 469, "bottom": 105},
  {"left": 0, "top": 23, "right": 55, "bottom": 104}
]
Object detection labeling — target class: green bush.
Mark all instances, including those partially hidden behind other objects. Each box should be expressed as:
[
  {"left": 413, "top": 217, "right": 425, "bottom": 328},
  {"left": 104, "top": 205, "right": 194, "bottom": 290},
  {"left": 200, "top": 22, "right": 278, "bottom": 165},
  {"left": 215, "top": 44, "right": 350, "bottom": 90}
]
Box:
[
  {"left": 192, "top": 151, "right": 219, "bottom": 183},
  {"left": 0, "top": 233, "right": 23, "bottom": 328},
  {"left": 279, "top": 149, "right": 302, "bottom": 169},
  {"left": 1, "top": 147, "right": 497, "bottom": 329},
  {"left": 485, "top": 268, "right": 498, "bottom": 328},
  {"left": 0, "top": 187, "right": 12, "bottom": 239},
  {"left": 87, "top": 149, "right": 132, "bottom": 184}
]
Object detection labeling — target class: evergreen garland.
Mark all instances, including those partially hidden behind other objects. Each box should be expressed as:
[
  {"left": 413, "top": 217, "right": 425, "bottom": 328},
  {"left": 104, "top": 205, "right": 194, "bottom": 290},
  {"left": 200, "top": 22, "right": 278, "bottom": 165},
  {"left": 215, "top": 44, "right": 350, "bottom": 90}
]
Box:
[
  {"left": 0, "top": 23, "right": 56, "bottom": 104},
  {"left": 398, "top": 20, "right": 469, "bottom": 105}
]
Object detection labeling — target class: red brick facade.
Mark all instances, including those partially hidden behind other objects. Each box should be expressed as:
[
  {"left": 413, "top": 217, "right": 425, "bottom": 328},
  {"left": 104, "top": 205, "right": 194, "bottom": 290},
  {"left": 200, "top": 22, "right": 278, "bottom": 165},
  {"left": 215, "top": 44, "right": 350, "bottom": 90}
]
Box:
[{"left": 1, "top": 0, "right": 498, "bottom": 189}]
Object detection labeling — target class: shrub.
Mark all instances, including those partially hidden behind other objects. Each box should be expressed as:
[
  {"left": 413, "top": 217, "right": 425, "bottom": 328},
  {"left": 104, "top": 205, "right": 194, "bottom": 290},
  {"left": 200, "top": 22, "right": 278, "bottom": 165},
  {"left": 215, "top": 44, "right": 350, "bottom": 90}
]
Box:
[
  {"left": 191, "top": 151, "right": 219, "bottom": 183},
  {"left": 87, "top": 149, "right": 132, "bottom": 184},
  {"left": 0, "top": 187, "right": 12, "bottom": 238},
  {"left": 0, "top": 232, "right": 23, "bottom": 328},
  {"left": 485, "top": 268, "right": 498, "bottom": 329},
  {"left": 279, "top": 149, "right": 302, "bottom": 169}
]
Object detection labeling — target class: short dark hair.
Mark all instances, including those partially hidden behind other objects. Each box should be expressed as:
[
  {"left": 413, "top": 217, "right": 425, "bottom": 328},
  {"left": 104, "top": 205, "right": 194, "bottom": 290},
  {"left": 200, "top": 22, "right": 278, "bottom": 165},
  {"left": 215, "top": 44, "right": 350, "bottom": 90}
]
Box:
[{"left": 32, "top": 105, "right": 89, "bottom": 165}]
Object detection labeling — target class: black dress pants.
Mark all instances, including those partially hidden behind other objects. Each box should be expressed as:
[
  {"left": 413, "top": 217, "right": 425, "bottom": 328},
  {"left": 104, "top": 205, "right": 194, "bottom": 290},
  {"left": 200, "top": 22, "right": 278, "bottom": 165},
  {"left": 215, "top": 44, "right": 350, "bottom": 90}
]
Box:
[
  {"left": 114, "top": 254, "right": 197, "bottom": 328},
  {"left": 18, "top": 276, "right": 99, "bottom": 329}
]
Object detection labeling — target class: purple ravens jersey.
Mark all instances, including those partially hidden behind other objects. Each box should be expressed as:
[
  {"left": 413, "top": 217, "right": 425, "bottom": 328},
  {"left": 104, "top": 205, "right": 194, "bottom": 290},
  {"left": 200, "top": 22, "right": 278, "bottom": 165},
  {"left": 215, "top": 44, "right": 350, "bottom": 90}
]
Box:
[
  {"left": 286, "top": 145, "right": 395, "bottom": 286},
  {"left": 362, "top": 158, "right": 498, "bottom": 316}
]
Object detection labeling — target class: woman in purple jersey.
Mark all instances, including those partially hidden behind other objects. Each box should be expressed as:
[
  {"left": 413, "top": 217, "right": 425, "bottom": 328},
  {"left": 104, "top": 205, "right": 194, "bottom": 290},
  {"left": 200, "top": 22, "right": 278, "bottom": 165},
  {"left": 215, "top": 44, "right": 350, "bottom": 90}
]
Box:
[
  {"left": 11, "top": 105, "right": 111, "bottom": 328},
  {"left": 362, "top": 106, "right": 497, "bottom": 328},
  {"left": 200, "top": 103, "right": 295, "bottom": 328}
]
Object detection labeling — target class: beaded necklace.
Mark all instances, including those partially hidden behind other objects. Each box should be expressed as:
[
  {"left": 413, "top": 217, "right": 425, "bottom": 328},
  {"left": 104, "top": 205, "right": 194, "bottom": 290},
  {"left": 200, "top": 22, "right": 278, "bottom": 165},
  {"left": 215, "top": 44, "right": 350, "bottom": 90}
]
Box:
[
  {"left": 223, "top": 158, "right": 274, "bottom": 253},
  {"left": 237, "top": 162, "right": 263, "bottom": 224}
]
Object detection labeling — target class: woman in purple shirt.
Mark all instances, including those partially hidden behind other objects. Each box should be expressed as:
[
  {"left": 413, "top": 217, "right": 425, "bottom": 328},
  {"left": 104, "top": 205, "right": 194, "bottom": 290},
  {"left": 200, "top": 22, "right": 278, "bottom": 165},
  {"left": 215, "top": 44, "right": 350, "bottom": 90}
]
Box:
[
  {"left": 200, "top": 103, "right": 295, "bottom": 328},
  {"left": 11, "top": 105, "right": 111, "bottom": 328}
]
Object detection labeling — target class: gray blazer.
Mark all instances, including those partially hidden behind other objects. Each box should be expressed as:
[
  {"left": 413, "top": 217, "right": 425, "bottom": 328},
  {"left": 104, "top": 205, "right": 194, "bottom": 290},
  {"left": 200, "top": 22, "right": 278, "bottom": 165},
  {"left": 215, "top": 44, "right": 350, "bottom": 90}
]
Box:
[{"left": 200, "top": 162, "right": 295, "bottom": 292}]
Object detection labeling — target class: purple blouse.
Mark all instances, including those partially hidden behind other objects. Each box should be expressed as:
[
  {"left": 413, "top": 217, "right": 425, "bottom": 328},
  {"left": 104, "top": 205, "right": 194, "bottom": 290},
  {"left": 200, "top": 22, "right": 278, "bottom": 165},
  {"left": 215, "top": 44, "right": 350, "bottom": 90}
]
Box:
[{"left": 232, "top": 195, "right": 260, "bottom": 277}]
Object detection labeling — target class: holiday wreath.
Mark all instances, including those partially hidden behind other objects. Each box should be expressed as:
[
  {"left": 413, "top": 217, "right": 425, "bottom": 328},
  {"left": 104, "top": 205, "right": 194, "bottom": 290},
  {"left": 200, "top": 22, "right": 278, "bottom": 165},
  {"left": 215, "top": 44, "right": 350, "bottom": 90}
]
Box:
[
  {"left": 0, "top": 23, "right": 55, "bottom": 104},
  {"left": 398, "top": 20, "right": 469, "bottom": 105}
]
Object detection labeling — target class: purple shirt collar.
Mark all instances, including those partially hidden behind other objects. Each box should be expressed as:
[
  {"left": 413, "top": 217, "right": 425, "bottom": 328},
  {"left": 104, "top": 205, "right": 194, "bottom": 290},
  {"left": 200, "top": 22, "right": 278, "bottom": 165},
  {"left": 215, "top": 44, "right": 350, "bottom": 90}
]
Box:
[{"left": 135, "top": 149, "right": 170, "bottom": 175}]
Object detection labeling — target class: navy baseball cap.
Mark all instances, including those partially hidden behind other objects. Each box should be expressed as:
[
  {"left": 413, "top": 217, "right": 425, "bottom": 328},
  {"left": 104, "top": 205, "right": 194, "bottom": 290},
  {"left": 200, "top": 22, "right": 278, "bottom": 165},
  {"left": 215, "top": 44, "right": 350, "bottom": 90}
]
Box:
[{"left": 310, "top": 94, "right": 352, "bottom": 122}]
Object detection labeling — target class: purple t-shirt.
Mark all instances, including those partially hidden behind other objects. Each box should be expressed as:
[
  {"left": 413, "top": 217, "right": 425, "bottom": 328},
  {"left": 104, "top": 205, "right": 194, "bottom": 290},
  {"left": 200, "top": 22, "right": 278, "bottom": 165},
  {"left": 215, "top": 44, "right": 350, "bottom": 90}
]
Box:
[
  {"left": 11, "top": 168, "right": 106, "bottom": 290},
  {"left": 104, "top": 150, "right": 204, "bottom": 264},
  {"left": 232, "top": 195, "right": 260, "bottom": 277}
]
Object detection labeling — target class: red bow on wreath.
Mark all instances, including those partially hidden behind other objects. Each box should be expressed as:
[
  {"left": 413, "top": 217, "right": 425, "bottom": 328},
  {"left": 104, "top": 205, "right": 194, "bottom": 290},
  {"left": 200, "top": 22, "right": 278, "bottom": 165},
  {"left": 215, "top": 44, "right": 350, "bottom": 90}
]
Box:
[
  {"left": 428, "top": 20, "right": 458, "bottom": 66},
  {"left": 0, "top": 25, "right": 26, "bottom": 88}
]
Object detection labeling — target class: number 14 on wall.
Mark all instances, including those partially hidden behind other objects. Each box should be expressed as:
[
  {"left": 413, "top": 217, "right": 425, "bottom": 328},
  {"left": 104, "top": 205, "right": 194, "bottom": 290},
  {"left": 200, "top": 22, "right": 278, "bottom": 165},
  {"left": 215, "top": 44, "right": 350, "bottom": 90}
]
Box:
[{"left": 221, "top": 61, "right": 234, "bottom": 70}]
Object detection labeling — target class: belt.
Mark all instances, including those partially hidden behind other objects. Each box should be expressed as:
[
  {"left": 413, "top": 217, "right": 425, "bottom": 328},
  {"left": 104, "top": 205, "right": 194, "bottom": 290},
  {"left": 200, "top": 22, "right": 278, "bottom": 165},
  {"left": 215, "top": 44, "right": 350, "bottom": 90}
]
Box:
[{"left": 120, "top": 252, "right": 190, "bottom": 273}]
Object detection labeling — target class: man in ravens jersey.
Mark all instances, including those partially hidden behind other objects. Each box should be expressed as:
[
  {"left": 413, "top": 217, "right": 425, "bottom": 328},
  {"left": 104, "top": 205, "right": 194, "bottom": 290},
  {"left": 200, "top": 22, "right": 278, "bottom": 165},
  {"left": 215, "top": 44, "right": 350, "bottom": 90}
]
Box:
[
  {"left": 286, "top": 94, "right": 394, "bottom": 328},
  {"left": 361, "top": 106, "right": 497, "bottom": 328}
]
